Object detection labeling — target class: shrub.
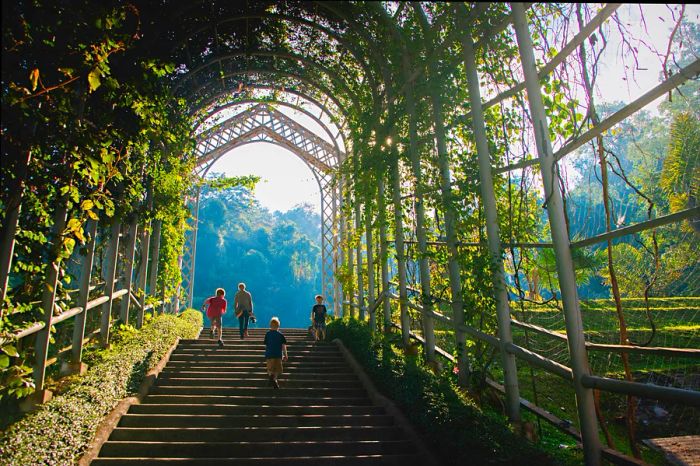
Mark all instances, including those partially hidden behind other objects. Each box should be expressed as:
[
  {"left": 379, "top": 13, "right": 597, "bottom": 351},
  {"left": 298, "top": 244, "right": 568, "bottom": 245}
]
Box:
[
  {"left": 0, "top": 309, "right": 202, "bottom": 466},
  {"left": 327, "top": 318, "right": 557, "bottom": 466}
]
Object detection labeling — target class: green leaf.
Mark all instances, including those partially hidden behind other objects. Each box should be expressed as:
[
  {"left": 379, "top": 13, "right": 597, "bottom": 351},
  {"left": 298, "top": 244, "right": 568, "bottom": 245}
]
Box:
[
  {"left": 2, "top": 345, "right": 19, "bottom": 357},
  {"left": 88, "top": 68, "right": 101, "bottom": 92},
  {"left": 81, "top": 200, "right": 94, "bottom": 211},
  {"left": 0, "top": 354, "right": 9, "bottom": 369}
]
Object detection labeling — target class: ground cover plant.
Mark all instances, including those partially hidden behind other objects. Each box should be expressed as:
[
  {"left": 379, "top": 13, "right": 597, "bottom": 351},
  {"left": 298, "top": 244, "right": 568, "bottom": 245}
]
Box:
[
  {"left": 327, "top": 317, "right": 570, "bottom": 466},
  {"left": 398, "top": 296, "right": 699, "bottom": 464},
  {"left": 0, "top": 309, "right": 201, "bottom": 466}
]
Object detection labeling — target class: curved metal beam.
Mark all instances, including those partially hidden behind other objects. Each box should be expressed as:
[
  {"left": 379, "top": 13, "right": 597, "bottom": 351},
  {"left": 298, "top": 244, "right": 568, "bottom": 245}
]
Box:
[
  {"left": 185, "top": 68, "right": 356, "bottom": 122},
  {"left": 196, "top": 98, "right": 344, "bottom": 161},
  {"left": 169, "top": 12, "right": 382, "bottom": 99},
  {"left": 173, "top": 50, "right": 366, "bottom": 109},
  {"left": 196, "top": 87, "right": 350, "bottom": 160}
]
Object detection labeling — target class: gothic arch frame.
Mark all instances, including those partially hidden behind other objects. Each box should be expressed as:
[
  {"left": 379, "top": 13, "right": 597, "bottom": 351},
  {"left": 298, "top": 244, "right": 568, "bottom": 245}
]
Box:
[{"left": 181, "top": 103, "right": 344, "bottom": 315}]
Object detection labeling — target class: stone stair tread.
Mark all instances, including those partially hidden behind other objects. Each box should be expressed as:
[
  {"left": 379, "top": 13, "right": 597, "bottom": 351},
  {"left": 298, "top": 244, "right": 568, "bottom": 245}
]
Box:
[
  {"left": 109, "top": 426, "right": 405, "bottom": 442},
  {"left": 91, "top": 454, "right": 423, "bottom": 465},
  {"left": 94, "top": 328, "right": 423, "bottom": 465}
]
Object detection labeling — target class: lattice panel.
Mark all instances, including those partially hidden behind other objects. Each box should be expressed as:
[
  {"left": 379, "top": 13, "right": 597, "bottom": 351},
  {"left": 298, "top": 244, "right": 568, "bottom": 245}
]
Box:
[{"left": 180, "top": 104, "right": 343, "bottom": 313}]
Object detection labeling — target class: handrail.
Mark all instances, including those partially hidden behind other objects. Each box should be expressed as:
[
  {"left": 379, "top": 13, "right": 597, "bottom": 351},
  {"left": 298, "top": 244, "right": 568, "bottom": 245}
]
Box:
[
  {"left": 12, "top": 289, "right": 129, "bottom": 340},
  {"left": 511, "top": 318, "right": 700, "bottom": 358},
  {"left": 384, "top": 290, "right": 700, "bottom": 399}
]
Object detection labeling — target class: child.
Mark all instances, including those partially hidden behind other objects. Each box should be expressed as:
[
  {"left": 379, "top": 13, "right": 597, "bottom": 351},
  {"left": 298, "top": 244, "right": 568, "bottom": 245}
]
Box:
[
  {"left": 310, "top": 295, "right": 327, "bottom": 341},
  {"left": 201, "top": 288, "right": 227, "bottom": 348},
  {"left": 264, "top": 317, "right": 288, "bottom": 389}
]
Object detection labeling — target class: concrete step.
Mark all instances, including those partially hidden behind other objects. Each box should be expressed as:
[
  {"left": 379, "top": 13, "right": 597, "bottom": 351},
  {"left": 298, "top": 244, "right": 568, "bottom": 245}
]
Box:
[
  {"left": 179, "top": 335, "right": 337, "bottom": 350},
  {"left": 163, "top": 362, "right": 352, "bottom": 372},
  {"left": 92, "top": 454, "right": 424, "bottom": 465},
  {"left": 154, "top": 377, "right": 362, "bottom": 388},
  {"left": 129, "top": 404, "right": 384, "bottom": 416},
  {"left": 168, "top": 354, "right": 346, "bottom": 363},
  {"left": 99, "top": 440, "right": 414, "bottom": 458},
  {"left": 142, "top": 394, "right": 372, "bottom": 406},
  {"left": 172, "top": 345, "right": 338, "bottom": 352},
  {"left": 172, "top": 347, "right": 340, "bottom": 356},
  {"left": 118, "top": 413, "right": 395, "bottom": 428},
  {"left": 158, "top": 370, "right": 358, "bottom": 379},
  {"left": 93, "top": 327, "right": 425, "bottom": 466},
  {"left": 108, "top": 426, "right": 406, "bottom": 442},
  {"left": 149, "top": 386, "right": 367, "bottom": 397}
]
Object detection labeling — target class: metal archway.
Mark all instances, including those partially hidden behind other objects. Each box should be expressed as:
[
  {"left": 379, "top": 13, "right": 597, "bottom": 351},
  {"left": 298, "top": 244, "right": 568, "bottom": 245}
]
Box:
[{"left": 181, "top": 103, "right": 344, "bottom": 316}]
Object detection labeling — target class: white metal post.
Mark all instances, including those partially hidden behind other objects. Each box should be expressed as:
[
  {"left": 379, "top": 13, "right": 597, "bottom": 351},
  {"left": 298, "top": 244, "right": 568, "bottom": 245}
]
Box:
[
  {"left": 403, "top": 57, "right": 436, "bottom": 362},
  {"left": 390, "top": 155, "right": 410, "bottom": 347},
  {"left": 68, "top": 219, "right": 98, "bottom": 374},
  {"left": 119, "top": 218, "right": 138, "bottom": 323},
  {"left": 461, "top": 30, "right": 521, "bottom": 422},
  {"left": 354, "top": 194, "right": 365, "bottom": 320},
  {"left": 136, "top": 222, "right": 151, "bottom": 328},
  {"left": 100, "top": 220, "right": 121, "bottom": 347},
  {"left": 512, "top": 3, "right": 601, "bottom": 463},
  {"left": 31, "top": 203, "right": 68, "bottom": 402},
  {"left": 365, "top": 188, "right": 376, "bottom": 332},
  {"left": 377, "top": 175, "right": 392, "bottom": 331},
  {"left": 148, "top": 219, "right": 162, "bottom": 311}
]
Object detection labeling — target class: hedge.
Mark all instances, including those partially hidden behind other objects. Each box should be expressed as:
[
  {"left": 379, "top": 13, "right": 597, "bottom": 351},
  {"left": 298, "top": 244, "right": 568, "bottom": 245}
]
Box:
[
  {"left": 0, "top": 309, "right": 202, "bottom": 466},
  {"left": 327, "top": 318, "right": 560, "bottom": 466}
]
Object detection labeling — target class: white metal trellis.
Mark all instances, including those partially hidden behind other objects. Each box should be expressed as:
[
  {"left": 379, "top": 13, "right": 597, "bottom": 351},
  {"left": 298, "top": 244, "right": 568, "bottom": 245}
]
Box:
[{"left": 181, "top": 103, "right": 344, "bottom": 315}]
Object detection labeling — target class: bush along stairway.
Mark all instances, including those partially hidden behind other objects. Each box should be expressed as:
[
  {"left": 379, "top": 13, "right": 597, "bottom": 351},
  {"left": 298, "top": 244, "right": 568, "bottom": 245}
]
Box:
[{"left": 91, "top": 327, "right": 434, "bottom": 465}]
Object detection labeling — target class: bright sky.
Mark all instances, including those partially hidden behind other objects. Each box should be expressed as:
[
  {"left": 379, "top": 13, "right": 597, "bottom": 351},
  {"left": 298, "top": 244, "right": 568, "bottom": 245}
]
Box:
[{"left": 209, "top": 142, "right": 322, "bottom": 213}]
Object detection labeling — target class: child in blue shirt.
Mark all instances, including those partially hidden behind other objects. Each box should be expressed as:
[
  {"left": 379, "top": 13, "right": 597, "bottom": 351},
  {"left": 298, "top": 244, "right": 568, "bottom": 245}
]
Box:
[{"left": 264, "top": 317, "right": 288, "bottom": 389}]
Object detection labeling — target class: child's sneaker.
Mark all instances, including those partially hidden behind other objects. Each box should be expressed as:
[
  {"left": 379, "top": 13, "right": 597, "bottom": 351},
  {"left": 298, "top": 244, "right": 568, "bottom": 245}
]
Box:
[
  {"left": 210, "top": 329, "right": 215, "bottom": 339},
  {"left": 218, "top": 339, "right": 225, "bottom": 348},
  {"left": 272, "top": 378, "right": 280, "bottom": 389}
]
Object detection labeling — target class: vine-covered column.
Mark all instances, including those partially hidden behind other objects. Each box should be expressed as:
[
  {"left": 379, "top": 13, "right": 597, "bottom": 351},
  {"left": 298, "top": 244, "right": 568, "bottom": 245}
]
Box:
[
  {"left": 377, "top": 174, "right": 391, "bottom": 332},
  {"left": 0, "top": 154, "right": 29, "bottom": 303},
  {"left": 186, "top": 188, "right": 201, "bottom": 309},
  {"left": 413, "top": 5, "right": 468, "bottom": 382},
  {"left": 136, "top": 220, "right": 151, "bottom": 328},
  {"left": 332, "top": 182, "right": 342, "bottom": 317},
  {"left": 512, "top": 3, "right": 601, "bottom": 464},
  {"left": 119, "top": 217, "right": 139, "bottom": 323},
  {"left": 148, "top": 219, "right": 162, "bottom": 312},
  {"left": 338, "top": 177, "right": 347, "bottom": 317},
  {"left": 365, "top": 183, "right": 377, "bottom": 332},
  {"left": 390, "top": 152, "right": 410, "bottom": 347},
  {"left": 100, "top": 219, "right": 121, "bottom": 347},
  {"left": 460, "top": 27, "right": 521, "bottom": 422},
  {"left": 67, "top": 219, "right": 98, "bottom": 375},
  {"left": 28, "top": 203, "right": 68, "bottom": 407},
  {"left": 402, "top": 53, "right": 436, "bottom": 363},
  {"left": 353, "top": 183, "right": 365, "bottom": 320}
]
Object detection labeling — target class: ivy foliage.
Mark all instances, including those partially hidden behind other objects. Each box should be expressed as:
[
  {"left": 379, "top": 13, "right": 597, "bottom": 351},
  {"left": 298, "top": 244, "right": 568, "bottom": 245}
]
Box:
[
  {"left": 327, "top": 318, "right": 559, "bottom": 466},
  {"left": 0, "top": 309, "right": 202, "bottom": 466}
]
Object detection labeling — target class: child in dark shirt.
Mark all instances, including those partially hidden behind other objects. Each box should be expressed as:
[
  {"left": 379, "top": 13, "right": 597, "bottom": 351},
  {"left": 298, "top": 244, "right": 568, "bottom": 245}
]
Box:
[
  {"left": 264, "top": 317, "right": 288, "bottom": 389},
  {"left": 310, "top": 295, "right": 327, "bottom": 341}
]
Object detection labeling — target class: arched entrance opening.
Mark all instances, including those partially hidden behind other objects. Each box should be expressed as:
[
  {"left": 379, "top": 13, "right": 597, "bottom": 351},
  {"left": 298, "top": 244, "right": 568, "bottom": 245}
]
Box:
[{"left": 180, "top": 103, "right": 345, "bottom": 316}]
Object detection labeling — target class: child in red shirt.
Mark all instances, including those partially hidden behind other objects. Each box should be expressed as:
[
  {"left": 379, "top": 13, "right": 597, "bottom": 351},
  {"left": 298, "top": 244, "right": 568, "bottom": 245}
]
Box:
[{"left": 201, "top": 288, "right": 227, "bottom": 347}]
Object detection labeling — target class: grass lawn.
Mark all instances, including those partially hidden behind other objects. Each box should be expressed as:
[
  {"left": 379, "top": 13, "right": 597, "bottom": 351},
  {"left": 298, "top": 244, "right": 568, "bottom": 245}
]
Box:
[{"left": 400, "top": 296, "right": 699, "bottom": 465}]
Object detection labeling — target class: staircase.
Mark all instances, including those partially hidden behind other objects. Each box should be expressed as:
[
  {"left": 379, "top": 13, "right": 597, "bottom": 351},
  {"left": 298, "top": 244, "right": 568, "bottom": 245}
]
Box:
[{"left": 92, "top": 327, "right": 426, "bottom": 465}]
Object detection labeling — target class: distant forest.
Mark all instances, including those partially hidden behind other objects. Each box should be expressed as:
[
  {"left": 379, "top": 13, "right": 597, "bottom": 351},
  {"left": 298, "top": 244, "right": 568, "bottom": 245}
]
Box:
[{"left": 193, "top": 180, "right": 322, "bottom": 329}]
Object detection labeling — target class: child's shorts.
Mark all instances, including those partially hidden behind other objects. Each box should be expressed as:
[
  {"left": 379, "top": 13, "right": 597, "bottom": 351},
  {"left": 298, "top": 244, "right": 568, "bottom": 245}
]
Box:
[
  {"left": 209, "top": 316, "right": 222, "bottom": 328},
  {"left": 266, "top": 358, "right": 283, "bottom": 375},
  {"left": 313, "top": 321, "right": 326, "bottom": 330}
]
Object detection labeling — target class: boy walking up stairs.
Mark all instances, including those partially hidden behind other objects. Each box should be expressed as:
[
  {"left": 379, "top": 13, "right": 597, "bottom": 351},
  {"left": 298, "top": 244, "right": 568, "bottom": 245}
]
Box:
[{"left": 91, "top": 325, "right": 433, "bottom": 465}]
